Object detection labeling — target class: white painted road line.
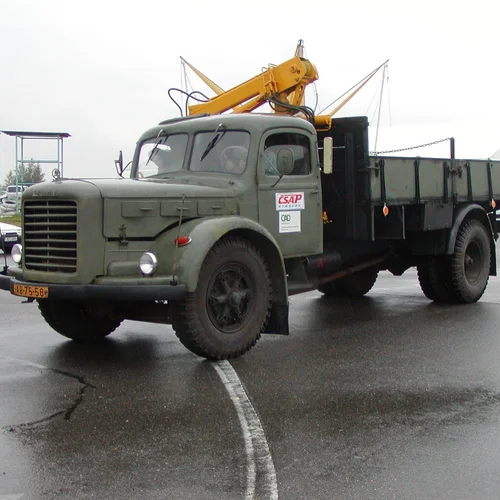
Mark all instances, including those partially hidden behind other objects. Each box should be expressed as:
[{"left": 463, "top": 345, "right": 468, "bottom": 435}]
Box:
[
  {"left": 0, "top": 494, "right": 24, "bottom": 499},
  {"left": 212, "top": 360, "right": 278, "bottom": 500}
]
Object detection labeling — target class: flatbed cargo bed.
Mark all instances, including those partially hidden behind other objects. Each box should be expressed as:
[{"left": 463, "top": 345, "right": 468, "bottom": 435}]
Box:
[
  {"left": 369, "top": 155, "right": 500, "bottom": 205},
  {"left": 319, "top": 116, "right": 499, "bottom": 243}
]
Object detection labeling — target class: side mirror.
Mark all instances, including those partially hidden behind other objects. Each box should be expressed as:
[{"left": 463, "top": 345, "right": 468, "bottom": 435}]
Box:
[
  {"left": 276, "top": 148, "right": 295, "bottom": 176},
  {"left": 323, "top": 137, "right": 333, "bottom": 174},
  {"left": 115, "top": 150, "right": 124, "bottom": 177}
]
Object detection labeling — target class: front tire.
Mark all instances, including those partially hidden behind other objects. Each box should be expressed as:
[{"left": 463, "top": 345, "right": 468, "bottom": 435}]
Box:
[
  {"left": 38, "top": 299, "right": 122, "bottom": 341},
  {"left": 172, "top": 236, "right": 272, "bottom": 360}
]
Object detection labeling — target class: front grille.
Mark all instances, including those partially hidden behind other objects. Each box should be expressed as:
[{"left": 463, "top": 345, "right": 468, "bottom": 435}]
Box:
[{"left": 23, "top": 200, "right": 78, "bottom": 273}]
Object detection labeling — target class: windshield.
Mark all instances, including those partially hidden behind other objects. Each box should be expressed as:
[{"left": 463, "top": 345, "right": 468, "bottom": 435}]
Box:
[
  {"left": 136, "top": 133, "right": 188, "bottom": 178},
  {"left": 189, "top": 131, "right": 250, "bottom": 175}
]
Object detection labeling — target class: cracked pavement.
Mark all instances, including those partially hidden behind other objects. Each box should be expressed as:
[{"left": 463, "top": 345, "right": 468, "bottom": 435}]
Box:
[{"left": 1, "top": 357, "right": 95, "bottom": 431}]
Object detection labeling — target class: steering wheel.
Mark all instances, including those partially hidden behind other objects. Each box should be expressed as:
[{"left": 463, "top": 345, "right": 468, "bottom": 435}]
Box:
[{"left": 220, "top": 145, "right": 248, "bottom": 162}]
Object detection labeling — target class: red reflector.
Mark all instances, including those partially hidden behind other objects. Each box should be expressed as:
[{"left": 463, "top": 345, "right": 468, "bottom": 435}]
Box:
[{"left": 175, "top": 236, "right": 191, "bottom": 246}]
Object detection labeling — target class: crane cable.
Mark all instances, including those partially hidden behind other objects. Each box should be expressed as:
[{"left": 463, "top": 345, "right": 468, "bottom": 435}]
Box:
[{"left": 318, "top": 60, "right": 388, "bottom": 116}]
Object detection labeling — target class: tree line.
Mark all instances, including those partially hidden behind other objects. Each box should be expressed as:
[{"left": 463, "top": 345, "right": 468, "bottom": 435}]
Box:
[{"left": 3, "top": 160, "right": 45, "bottom": 187}]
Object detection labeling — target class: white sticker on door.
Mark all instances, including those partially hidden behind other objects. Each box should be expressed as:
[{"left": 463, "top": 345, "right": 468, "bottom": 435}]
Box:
[
  {"left": 279, "top": 211, "right": 301, "bottom": 233},
  {"left": 275, "top": 192, "right": 305, "bottom": 211}
]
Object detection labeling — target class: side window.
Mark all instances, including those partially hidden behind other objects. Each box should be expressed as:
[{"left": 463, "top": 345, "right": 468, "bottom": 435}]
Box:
[{"left": 262, "top": 133, "right": 311, "bottom": 176}]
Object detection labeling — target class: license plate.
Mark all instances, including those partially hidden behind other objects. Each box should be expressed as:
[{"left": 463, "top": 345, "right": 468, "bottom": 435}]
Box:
[
  {"left": 4, "top": 236, "right": 17, "bottom": 242},
  {"left": 12, "top": 283, "right": 49, "bottom": 299}
]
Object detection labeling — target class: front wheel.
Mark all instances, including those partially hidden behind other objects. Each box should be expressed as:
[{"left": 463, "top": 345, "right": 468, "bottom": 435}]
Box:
[
  {"left": 38, "top": 299, "right": 122, "bottom": 341},
  {"left": 172, "top": 236, "right": 272, "bottom": 360}
]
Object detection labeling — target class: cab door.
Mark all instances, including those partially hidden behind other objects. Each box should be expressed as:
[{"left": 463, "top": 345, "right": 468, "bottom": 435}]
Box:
[{"left": 257, "top": 128, "right": 323, "bottom": 257}]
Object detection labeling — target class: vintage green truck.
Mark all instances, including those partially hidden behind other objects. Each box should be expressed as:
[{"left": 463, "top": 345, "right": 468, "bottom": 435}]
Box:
[{"left": 1, "top": 113, "right": 499, "bottom": 359}]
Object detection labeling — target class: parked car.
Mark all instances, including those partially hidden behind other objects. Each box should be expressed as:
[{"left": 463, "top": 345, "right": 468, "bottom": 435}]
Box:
[
  {"left": 5, "top": 185, "right": 25, "bottom": 201},
  {"left": 0, "top": 221, "right": 22, "bottom": 254}
]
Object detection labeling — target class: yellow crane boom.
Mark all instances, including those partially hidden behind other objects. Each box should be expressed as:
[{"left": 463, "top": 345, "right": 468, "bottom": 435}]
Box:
[
  {"left": 186, "top": 55, "right": 319, "bottom": 117},
  {"left": 179, "top": 41, "right": 387, "bottom": 131}
]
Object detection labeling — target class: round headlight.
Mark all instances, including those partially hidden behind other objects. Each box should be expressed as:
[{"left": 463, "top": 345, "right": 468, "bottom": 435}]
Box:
[
  {"left": 11, "top": 244, "right": 22, "bottom": 264},
  {"left": 139, "top": 252, "right": 158, "bottom": 275}
]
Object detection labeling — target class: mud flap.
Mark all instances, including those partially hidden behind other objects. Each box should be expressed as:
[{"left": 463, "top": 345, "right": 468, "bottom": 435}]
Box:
[{"left": 263, "top": 302, "right": 289, "bottom": 335}]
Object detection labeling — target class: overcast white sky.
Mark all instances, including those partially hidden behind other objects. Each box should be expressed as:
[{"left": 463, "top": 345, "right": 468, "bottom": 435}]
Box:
[{"left": 0, "top": 0, "right": 498, "bottom": 185}]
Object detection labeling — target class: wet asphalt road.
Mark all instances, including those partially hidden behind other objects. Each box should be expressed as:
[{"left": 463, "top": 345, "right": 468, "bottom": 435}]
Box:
[{"left": 2, "top": 252, "right": 500, "bottom": 499}]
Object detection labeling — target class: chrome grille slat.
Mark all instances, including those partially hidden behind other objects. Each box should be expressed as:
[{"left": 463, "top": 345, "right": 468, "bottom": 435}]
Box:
[
  {"left": 25, "top": 249, "right": 76, "bottom": 256},
  {"left": 25, "top": 221, "right": 77, "bottom": 226},
  {"left": 23, "top": 200, "right": 77, "bottom": 273},
  {"left": 25, "top": 230, "right": 77, "bottom": 235},
  {"left": 25, "top": 214, "right": 77, "bottom": 219},
  {"left": 24, "top": 262, "right": 77, "bottom": 270},
  {"left": 24, "top": 238, "right": 77, "bottom": 244}
]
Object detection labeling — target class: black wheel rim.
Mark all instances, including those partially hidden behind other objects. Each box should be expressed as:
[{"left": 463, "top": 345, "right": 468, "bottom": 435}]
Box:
[
  {"left": 464, "top": 238, "right": 483, "bottom": 285},
  {"left": 206, "top": 263, "right": 254, "bottom": 333}
]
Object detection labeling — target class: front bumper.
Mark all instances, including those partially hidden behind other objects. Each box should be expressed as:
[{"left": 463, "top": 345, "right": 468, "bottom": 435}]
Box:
[{"left": 0, "top": 274, "right": 186, "bottom": 301}]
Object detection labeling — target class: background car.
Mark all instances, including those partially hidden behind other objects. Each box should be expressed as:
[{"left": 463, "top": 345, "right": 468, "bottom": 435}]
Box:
[
  {"left": 0, "top": 221, "right": 22, "bottom": 254},
  {"left": 5, "top": 184, "right": 26, "bottom": 201}
]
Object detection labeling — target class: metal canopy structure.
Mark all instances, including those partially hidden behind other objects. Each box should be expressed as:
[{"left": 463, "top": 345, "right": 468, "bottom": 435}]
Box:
[{"left": 0, "top": 130, "right": 71, "bottom": 212}]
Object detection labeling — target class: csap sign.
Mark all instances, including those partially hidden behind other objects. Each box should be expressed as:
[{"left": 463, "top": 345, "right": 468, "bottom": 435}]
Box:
[{"left": 275, "top": 192, "right": 305, "bottom": 211}]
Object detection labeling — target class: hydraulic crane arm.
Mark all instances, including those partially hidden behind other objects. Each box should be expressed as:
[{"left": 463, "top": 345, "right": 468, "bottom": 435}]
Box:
[
  {"left": 179, "top": 40, "right": 388, "bottom": 132},
  {"left": 186, "top": 56, "right": 319, "bottom": 117}
]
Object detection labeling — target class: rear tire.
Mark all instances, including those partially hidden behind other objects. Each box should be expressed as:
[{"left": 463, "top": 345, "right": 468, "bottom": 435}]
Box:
[
  {"left": 448, "top": 219, "right": 490, "bottom": 303},
  {"left": 317, "top": 282, "right": 339, "bottom": 296},
  {"left": 318, "top": 269, "right": 379, "bottom": 297},
  {"left": 172, "top": 236, "right": 272, "bottom": 360},
  {"left": 337, "top": 269, "right": 379, "bottom": 297},
  {"left": 417, "top": 256, "right": 453, "bottom": 302},
  {"left": 38, "top": 299, "right": 122, "bottom": 341}
]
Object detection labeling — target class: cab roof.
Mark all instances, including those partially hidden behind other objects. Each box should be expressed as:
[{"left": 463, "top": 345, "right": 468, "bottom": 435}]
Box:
[{"left": 137, "top": 113, "right": 317, "bottom": 143}]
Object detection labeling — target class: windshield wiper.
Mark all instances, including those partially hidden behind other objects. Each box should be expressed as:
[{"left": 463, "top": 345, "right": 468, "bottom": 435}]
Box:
[
  {"left": 200, "top": 123, "right": 226, "bottom": 161},
  {"left": 146, "top": 129, "right": 168, "bottom": 166}
]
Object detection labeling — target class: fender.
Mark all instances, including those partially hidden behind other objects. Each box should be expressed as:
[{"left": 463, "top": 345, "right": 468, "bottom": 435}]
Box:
[
  {"left": 175, "top": 216, "right": 290, "bottom": 335},
  {"left": 447, "top": 203, "right": 497, "bottom": 276}
]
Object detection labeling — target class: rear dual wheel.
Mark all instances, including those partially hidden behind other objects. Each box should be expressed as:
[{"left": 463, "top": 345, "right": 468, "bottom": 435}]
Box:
[
  {"left": 417, "top": 219, "right": 490, "bottom": 304},
  {"left": 417, "top": 256, "right": 453, "bottom": 302},
  {"left": 449, "top": 219, "right": 490, "bottom": 303},
  {"left": 318, "top": 268, "right": 379, "bottom": 297}
]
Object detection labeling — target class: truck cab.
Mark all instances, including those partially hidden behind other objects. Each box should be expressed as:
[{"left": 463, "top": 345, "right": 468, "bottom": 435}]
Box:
[{"left": 132, "top": 114, "right": 324, "bottom": 257}]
